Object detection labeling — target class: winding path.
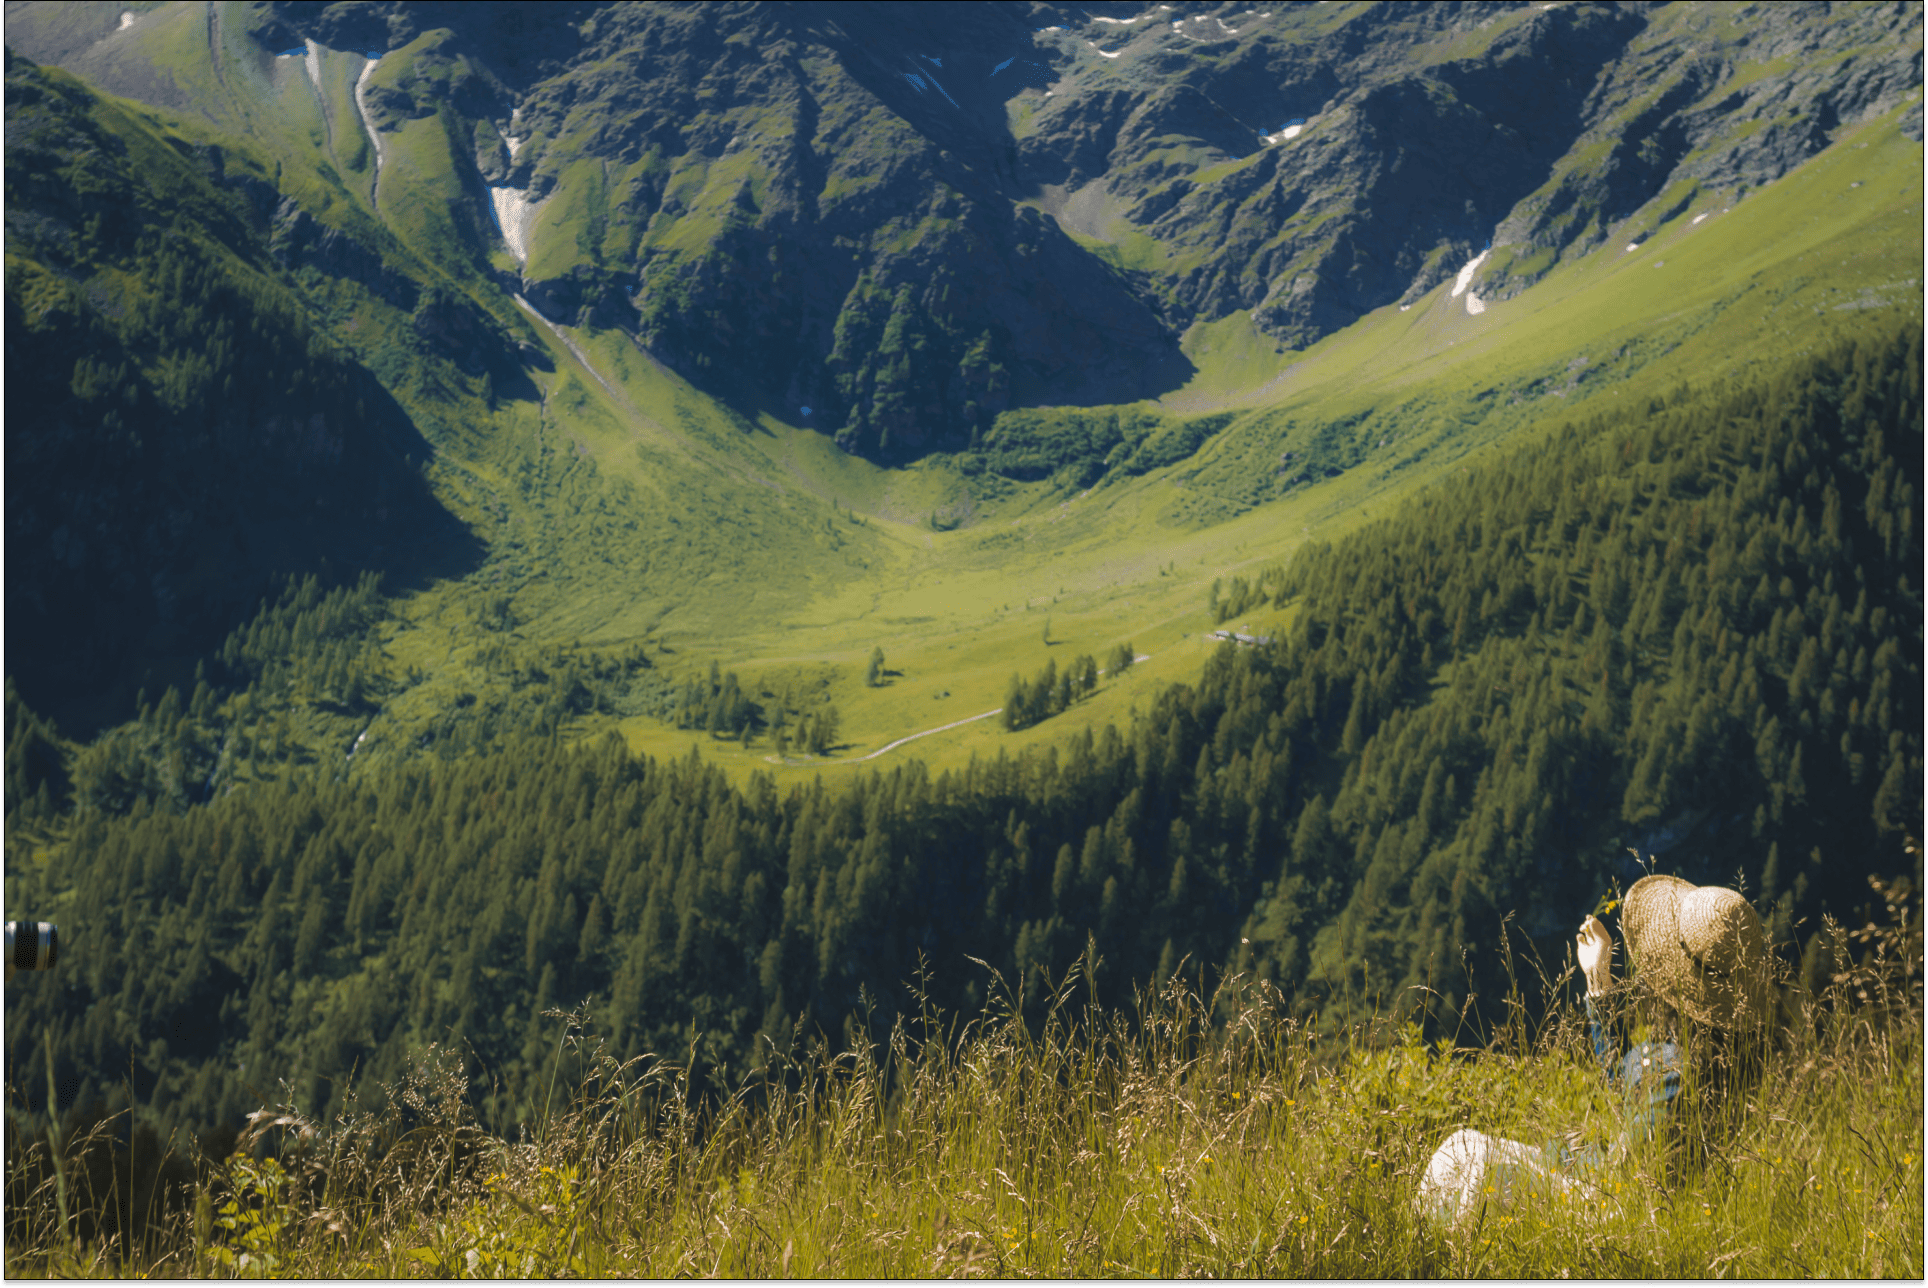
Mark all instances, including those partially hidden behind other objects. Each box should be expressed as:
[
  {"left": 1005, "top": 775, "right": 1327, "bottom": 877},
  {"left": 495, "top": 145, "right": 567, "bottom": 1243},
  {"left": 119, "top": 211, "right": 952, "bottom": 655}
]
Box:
[
  {"left": 824, "top": 654, "right": 1154, "bottom": 764},
  {"left": 847, "top": 708, "right": 1003, "bottom": 762}
]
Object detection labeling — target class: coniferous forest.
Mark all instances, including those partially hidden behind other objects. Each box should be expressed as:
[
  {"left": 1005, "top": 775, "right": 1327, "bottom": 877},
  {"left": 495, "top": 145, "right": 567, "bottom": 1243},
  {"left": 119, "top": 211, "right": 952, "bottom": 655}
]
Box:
[{"left": 5, "top": 320, "right": 1918, "bottom": 1146}]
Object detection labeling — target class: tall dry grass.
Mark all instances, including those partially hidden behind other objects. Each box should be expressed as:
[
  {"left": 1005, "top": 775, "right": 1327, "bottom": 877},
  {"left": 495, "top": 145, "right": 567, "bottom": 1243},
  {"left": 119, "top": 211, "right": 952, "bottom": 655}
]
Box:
[{"left": 6, "top": 883, "right": 1921, "bottom": 1278}]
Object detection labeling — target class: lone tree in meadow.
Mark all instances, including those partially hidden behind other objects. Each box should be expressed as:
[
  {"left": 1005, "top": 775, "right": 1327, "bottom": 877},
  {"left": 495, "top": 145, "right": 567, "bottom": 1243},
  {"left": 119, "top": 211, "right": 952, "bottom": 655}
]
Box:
[{"left": 866, "top": 647, "right": 885, "bottom": 687}]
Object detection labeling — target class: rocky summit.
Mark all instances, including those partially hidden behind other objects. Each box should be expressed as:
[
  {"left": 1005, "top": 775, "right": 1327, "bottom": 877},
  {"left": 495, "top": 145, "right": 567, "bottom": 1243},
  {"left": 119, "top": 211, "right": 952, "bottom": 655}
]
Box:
[{"left": 8, "top": 1, "right": 1919, "bottom": 461}]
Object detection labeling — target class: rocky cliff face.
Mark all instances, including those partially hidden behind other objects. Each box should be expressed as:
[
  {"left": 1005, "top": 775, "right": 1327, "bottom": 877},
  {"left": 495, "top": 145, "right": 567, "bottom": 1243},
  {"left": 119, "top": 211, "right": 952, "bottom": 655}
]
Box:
[
  {"left": 1012, "top": 0, "right": 1920, "bottom": 333},
  {"left": 481, "top": 1, "right": 1190, "bottom": 457},
  {"left": 7, "top": 1, "right": 1922, "bottom": 460}
]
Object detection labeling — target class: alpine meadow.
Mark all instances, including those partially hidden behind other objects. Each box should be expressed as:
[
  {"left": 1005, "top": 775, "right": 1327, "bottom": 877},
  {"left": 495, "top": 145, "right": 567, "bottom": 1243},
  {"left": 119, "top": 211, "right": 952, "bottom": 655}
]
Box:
[{"left": 2, "top": 0, "right": 1922, "bottom": 1277}]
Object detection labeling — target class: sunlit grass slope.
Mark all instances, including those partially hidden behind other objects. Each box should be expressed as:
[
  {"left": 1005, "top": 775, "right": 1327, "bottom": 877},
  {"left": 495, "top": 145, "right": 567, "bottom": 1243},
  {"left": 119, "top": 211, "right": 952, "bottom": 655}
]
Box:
[
  {"left": 435, "top": 100, "right": 1922, "bottom": 789},
  {"left": 7, "top": 944, "right": 1920, "bottom": 1279}
]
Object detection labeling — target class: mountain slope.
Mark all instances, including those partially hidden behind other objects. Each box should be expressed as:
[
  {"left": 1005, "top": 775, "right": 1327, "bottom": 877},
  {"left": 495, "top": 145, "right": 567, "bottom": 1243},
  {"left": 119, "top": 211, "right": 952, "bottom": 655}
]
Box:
[
  {"left": 2, "top": 315, "right": 1917, "bottom": 1146},
  {"left": 12, "top": 0, "right": 1917, "bottom": 459},
  {"left": 3, "top": 4, "right": 1919, "bottom": 774},
  {"left": 3, "top": 48, "right": 478, "bottom": 735}
]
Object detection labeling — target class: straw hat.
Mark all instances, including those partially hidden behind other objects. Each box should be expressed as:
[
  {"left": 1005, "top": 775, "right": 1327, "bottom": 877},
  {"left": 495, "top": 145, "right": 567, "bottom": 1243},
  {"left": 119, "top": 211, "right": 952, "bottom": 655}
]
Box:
[{"left": 1619, "top": 875, "right": 1773, "bottom": 1030}]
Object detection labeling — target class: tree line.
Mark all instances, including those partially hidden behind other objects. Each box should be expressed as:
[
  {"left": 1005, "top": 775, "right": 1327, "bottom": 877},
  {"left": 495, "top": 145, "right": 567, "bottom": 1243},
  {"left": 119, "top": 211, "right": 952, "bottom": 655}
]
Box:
[
  {"left": 3, "top": 318, "right": 1918, "bottom": 1151},
  {"left": 1003, "top": 655, "right": 1099, "bottom": 731}
]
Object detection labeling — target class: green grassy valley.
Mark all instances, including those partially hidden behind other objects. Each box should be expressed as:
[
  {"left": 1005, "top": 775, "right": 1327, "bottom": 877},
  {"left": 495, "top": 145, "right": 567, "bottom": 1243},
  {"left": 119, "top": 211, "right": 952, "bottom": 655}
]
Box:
[
  {"left": 3, "top": 0, "right": 1922, "bottom": 1276},
  {"left": 437, "top": 98, "right": 1927, "bottom": 793}
]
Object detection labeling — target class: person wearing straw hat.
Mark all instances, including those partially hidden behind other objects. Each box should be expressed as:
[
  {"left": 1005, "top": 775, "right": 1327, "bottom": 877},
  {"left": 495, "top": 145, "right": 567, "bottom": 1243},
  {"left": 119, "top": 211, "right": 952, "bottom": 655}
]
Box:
[
  {"left": 1572, "top": 874, "right": 1776, "bottom": 1167},
  {"left": 1415, "top": 874, "right": 1775, "bottom": 1225}
]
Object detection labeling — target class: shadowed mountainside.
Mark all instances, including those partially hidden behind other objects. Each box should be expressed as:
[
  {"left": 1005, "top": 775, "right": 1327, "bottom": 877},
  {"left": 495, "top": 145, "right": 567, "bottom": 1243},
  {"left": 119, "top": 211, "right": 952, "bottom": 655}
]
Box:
[
  {"left": 3, "top": 49, "right": 481, "bottom": 735},
  {"left": 8, "top": 0, "right": 1916, "bottom": 458}
]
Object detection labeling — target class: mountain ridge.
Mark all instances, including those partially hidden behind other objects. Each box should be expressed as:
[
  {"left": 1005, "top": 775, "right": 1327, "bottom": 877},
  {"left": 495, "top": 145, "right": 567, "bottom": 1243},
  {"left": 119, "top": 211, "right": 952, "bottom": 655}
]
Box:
[{"left": 9, "top": 0, "right": 1917, "bottom": 458}]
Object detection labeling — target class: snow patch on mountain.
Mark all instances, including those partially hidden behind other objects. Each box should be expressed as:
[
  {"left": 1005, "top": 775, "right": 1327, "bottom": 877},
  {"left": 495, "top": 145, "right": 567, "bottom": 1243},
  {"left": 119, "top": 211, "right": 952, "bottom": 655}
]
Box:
[
  {"left": 910, "top": 66, "right": 956, "bottom": 107},
  {"left": 1451, "top": 249, "right": 1488, "bottom": 298},
  {"left": 353, "top": 55, "right": 386, "bottom": 197},
  {"left": 490, "top": 187, "right": 547, "bottom": 264}
]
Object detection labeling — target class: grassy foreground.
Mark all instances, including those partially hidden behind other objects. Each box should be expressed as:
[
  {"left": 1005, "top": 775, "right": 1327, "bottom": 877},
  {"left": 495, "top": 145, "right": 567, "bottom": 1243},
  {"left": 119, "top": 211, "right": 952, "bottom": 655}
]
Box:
[{"left": 7, "top": 897, "right": 1921, "bottom": 1280}]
